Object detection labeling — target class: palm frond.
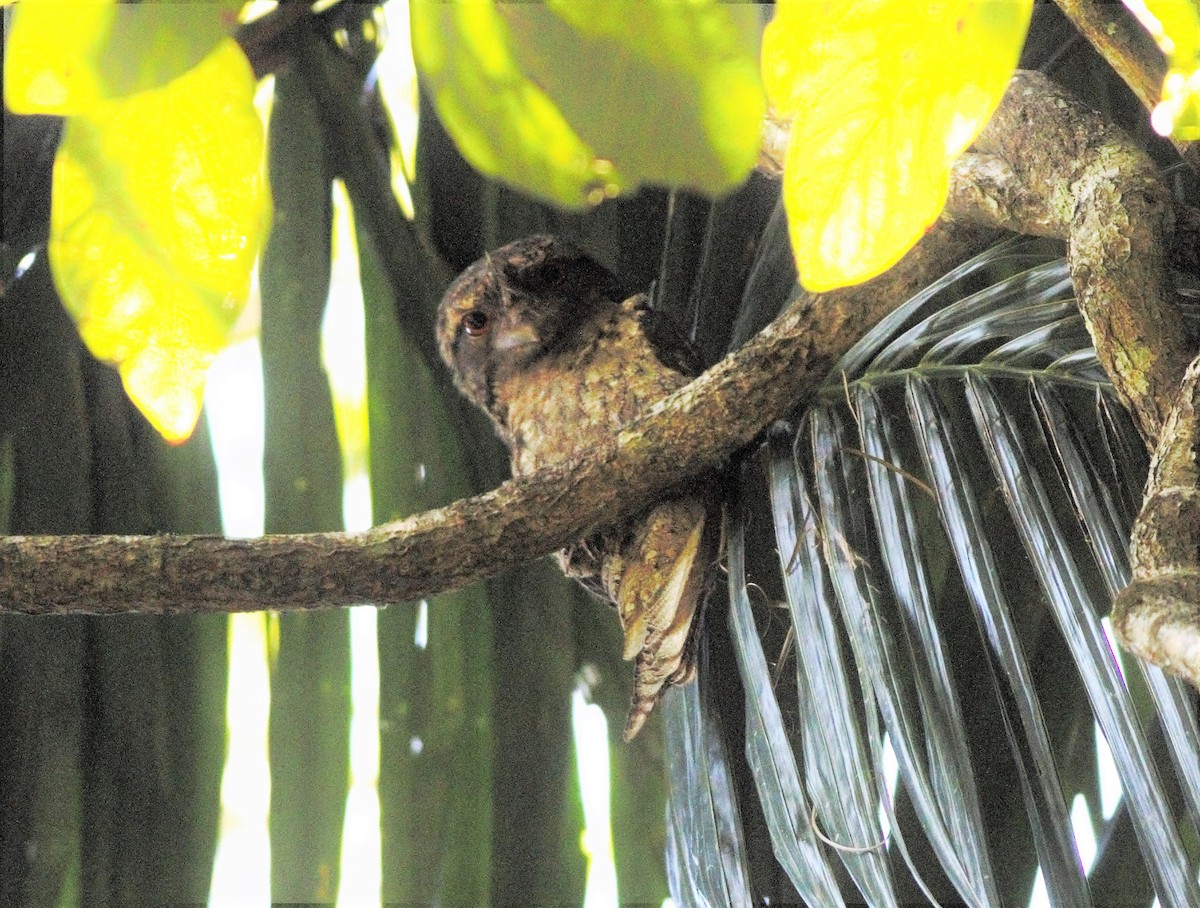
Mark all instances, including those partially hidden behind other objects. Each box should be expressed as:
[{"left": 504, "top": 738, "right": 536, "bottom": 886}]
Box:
[
  {"left": 670, "top": 231, "right": 1200, "bottom": 907},
  {"left": 730, "top": 477, "right": 855, "bottom": 907},
  {"left": 663, "top": 644, "right": 755, "bottom": 908}
]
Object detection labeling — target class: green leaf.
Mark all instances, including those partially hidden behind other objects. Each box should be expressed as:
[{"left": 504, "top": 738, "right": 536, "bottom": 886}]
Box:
[
  {"left": 413, "top": 0, "right": 763, "bottom": 208},
  {"left": 721, "top": 231, "right": 1200, "bottom": 903},
  {"left": 4, "top": 0, "right": 244, "bottom": 115}
]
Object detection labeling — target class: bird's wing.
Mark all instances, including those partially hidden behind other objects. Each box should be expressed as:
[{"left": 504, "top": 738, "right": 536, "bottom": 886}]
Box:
[{"left": 617, "top": 494, "right": 722, "bottom": 740}]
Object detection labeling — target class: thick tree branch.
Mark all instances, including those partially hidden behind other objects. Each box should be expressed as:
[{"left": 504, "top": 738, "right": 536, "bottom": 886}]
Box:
[
  {"left": 766, "top": 69, "right": 1199, "bottom": 444},
  {"left": 1113, "top": 351, "right": 1200, "bottom": 683},
  {"left": 1050, "top": 0, "right": 1165, "bottom": 115},
  {"left": 946, "top": 152, "right": 1059, "bottom": 237},
  {"left": 0, "top": 217, "right": 992, "bottom": 615},
  {"left": 240, "top": 7, "right": 454, "bottom": 384},
  {"left": 10, "top": 68, "right": 1200, "bottom": 640},
  {"left": 946, "top": 70, "right": 1196, "bottom": 444},
  {"left": 238, "top": 5, "right": 503, "bottom": 487},
  {"left": 235, "top": 0, "right": 313, "bottom": 81}
]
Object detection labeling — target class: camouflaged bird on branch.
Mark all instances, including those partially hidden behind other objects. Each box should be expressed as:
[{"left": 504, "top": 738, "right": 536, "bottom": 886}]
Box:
[{"left": 437, "top": 235, "right": 722, "bottom": 739}]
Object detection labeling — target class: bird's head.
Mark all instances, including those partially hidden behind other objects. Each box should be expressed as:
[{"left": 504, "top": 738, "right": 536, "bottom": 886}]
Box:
[{"left": 437, "top": 234, "right": 624, "bottom": 416}]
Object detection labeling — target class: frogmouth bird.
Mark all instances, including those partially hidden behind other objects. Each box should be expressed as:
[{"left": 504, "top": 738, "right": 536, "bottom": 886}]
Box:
[{"left": 437, "top": 235, "right": 720, "bottom": 740}]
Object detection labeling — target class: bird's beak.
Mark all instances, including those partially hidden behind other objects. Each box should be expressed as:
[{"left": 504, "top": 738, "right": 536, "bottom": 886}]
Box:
[{"left": 493, "top": 317, "right": 540, "bottom": 354}]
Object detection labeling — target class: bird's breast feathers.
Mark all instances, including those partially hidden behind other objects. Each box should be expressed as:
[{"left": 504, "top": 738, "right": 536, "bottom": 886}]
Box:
[{"left": 497, "top": 295, "right": 691, "bottom": 476}]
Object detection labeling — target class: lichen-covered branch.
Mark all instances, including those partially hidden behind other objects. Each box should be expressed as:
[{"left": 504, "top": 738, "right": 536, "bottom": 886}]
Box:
[
  {"left": 946, "top": 152, "right": 1058, "bottom": 237},
  {"left": 9, "top": 65, "right": 1199, "bottom": 656},
  {"left": 1112, "top": 352, "right": 1200, "bottom": 683},
  {"left": 766, "top": 69, "right": 1198, "bottom": 442},
  {"left": 947, "top": 70, "right": 1196, "bottom": 444},
  {"left": 0, "top": 218, "right": 993, "bottom": 615}
]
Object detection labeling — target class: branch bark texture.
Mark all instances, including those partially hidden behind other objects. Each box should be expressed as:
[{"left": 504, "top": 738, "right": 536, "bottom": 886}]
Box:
[
  {"left": 1112, "top": 352, "right": 1200, "bottom": 683},
  {"left": 1049, "top": 0, "right": 1200, "bottom": 172},
  {"left": 1050, "top": 0, "right": 1165, "bottom": 115}
]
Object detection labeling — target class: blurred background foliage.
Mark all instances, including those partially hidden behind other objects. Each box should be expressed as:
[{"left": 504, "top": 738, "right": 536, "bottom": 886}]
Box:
[{"left": 3, "top": 2, "right": 1200, "bottom": 908}]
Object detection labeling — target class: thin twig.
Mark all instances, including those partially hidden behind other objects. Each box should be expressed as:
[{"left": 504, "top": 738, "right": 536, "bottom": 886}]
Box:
[
  {"left": 809, "top": 802, "right": 887, "bottom": 854},
  {"left": 841, "top": 447, "right": 939, "bottom": 502}
]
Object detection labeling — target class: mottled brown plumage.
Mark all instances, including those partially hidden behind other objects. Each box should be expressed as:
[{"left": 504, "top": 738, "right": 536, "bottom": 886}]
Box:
[{"left": 437, "top": 235, "right": 719, "bottom": 739}]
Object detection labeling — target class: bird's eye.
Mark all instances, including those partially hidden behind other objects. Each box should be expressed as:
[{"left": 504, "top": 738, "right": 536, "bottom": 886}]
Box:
[{"left": 462, "top": 310, "right": 490, "bottom": 336}]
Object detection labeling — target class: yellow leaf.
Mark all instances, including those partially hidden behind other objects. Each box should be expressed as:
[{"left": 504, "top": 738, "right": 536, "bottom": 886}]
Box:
[
  {"left": 763, "top": 0, "right": 1031, "bottom": 291},
  {"left": 4, "top": 0, "right": 244, "bottom": 115},
  {"left": 1123, "top": 0, "right": 1200, "bottom": 138},
  {"left": 50, "top": 39, "right": 270, "bottom": 443}
]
